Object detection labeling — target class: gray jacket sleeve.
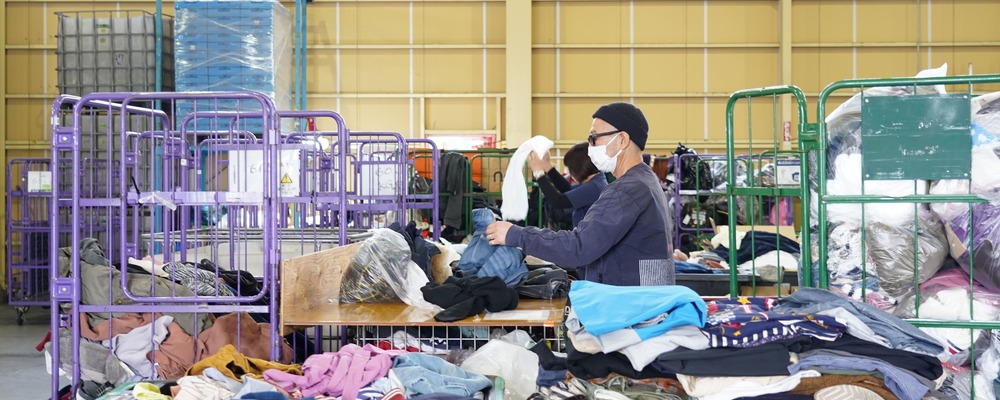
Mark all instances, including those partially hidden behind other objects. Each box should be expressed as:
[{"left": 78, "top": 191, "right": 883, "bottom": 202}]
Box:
[{"left": 505, "top": 183, "right": 644, "bottom": 267}]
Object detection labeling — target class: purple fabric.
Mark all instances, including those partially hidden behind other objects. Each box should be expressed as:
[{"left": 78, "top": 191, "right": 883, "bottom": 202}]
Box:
[
  {"left": 948, "top": 203, "right": 1000, "bottom": 292},
  {"left": 263, "top": 344, "right": 404, "bottom": 399}
]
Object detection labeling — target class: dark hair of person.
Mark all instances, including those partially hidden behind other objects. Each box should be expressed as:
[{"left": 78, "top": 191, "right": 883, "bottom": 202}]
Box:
[{"left": 564, "top": 141, "right": 599, "bottom": 183}]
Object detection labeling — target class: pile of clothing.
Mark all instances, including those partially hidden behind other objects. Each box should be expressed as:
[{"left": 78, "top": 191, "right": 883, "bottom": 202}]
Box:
[
  {"left": 672, "top": 229, "right": 801, "bottom": 283},
  {"left": 538, "top": 282, "right": 957, "bottom": 400},
  {"left": 47, "top": 239, "right": 300, "bottom": 398}
]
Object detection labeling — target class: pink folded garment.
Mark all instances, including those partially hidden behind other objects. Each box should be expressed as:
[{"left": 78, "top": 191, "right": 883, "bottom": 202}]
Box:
[{"left": 264, "top": 344, "right": 404, "bottom": 400}]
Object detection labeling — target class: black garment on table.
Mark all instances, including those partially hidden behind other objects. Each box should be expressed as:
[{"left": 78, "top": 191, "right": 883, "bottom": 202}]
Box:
[
  {"left": 565, "top": 331, "right": 676, "bottom": 380},
  {"left": 652, "top": 336, "right": 816, "bottom": 377},
  {"left": 712, "top": 231, "right": 801, "bottom": 265},
  {"left": 421, "top": 276, "right": 519, "bottom": 322},
  {"left": 531, "top": 341, "right": 568, "bottom": 371},
  {"left": 515, "top": 267, "right": 570, "bottom": 299},
  {"left": 388, "top": 221, "right": 442, "bottom": 282},
  {"left": 812, "top": 334, "right": 943, "bottom": 381},
  {"left": 438, "top": 152, "right": 470, "bottom": 231}
]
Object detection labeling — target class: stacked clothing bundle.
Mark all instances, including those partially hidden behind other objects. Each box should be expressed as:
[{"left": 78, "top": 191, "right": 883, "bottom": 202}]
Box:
[{"left": 537, "top": 283, "right": 953, "bottom": 400}]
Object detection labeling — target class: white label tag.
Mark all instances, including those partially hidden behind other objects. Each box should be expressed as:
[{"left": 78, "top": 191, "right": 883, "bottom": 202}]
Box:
[{"left": 27, "top": 171, "right": 52, "bottom": 192}]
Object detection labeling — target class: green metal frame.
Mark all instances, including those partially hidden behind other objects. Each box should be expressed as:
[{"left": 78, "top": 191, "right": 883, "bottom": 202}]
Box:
[
  {"left": 725, "top": 85, "right": 811, "bottom": 297},
  {"left": 466, "top": 150, "right": 544, "bottom": 229},
  {"left": 811, "top": 74, "right": 1000, "bottom": 399}
]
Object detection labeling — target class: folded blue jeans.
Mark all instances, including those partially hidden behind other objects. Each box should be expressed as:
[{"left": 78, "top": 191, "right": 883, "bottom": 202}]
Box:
[
  {"left": 390, "top": 353, "right": 492, "bottom": 397},
  {"left": 457, "top": 208, "right": 528, "bottom": 286}
]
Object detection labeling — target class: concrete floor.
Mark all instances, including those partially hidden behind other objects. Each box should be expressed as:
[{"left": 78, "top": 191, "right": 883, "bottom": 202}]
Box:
[{"left": 0, "top": 304, "right": 66, "bottom": 399}]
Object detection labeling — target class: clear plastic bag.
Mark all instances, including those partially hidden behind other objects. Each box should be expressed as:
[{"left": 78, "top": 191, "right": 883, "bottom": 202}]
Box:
[
  {"left": 340, "top": 229, "right": 412, "bottom": 303},
  {"left": 460, "top": 339, "right": 539, "bottom": 400},
  {"left": 938, "top": 330, "right": 1000, "bottom": 400},
  {"left": 864, "top": 210, "right": 949, "bottom": 300}
]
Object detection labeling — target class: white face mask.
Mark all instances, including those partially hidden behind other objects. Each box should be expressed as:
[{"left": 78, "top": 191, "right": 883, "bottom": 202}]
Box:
[{"left": 588, "top": 133, "right": 623, "bottom": 173}]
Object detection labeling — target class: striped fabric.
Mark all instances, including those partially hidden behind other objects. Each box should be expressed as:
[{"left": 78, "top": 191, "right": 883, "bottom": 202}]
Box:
[
  {"left": 166, "top": 262, "right": 236, "bottom": 297},
  {"left": 638, "top": 259, "right": 675, "bottom": 286}
]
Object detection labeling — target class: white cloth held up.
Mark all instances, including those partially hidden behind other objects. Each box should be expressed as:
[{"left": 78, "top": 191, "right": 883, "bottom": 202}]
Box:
[{"left": 501, "top": 136, "right": 555, "bottom": 221}]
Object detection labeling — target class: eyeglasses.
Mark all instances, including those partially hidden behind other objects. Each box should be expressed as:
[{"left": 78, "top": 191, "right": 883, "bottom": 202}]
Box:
[{"left": 588, "top": 130, "right": 622, "bottom": 145}]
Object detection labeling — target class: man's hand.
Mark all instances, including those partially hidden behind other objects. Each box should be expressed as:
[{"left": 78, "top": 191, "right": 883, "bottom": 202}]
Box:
[
  {"left": 527, "top": 151, "right": 553, "bottom": 175},
  {"left": 485, "top": 221, "right": 514, "bottom": 246}
]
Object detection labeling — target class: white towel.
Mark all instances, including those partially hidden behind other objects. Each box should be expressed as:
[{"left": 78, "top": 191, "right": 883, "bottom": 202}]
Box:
[{"left": 500, "top": 136, "right": 554, "bottom": 221}]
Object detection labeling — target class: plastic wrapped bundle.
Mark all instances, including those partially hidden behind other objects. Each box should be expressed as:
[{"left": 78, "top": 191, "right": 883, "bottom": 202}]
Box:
[
  {"left": 864, "top": 211, "right": 948, "bottom": 300},
  {"left": 929, "top": 92, "right": 1000, "bottom": 293},
  {"left": 340, "top": 229, "right": 412, "bottom": 303}
]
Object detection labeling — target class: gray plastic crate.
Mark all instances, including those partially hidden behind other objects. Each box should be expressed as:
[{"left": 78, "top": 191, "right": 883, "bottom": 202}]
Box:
[{"left": 57, "top": 10, "right": 175, "bottom": 96}]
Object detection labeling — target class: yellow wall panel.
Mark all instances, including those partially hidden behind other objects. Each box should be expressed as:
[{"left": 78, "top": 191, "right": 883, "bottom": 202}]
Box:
[
  {"left": 706, "top": 98, "right": 729, "bottom": 141},
  {"left": 419, "top": 3, "right": 481, "bottom": 45},
  {"left": 684, "top": 101, "right": 709, "bottom": 144},
  {"left": 707, "top": 1, "right": 778, "bottom": 44},
  {"left": 340, "top": 49, "right": 410, "bottom": 93},
  {"left": 633, "top": 50, "right": 689, "bottom": 93},
  {"left": 561, "top": 2, "right": 622, "bottom": 45},
  {"left": 306, "top": 3, "right": 338, "bottom": 46},
  {"left": 636, "top": 98, "right": 688, "bottom": 143},
  {"left": 633, "top": 2, "right": 697, "bottom": 44},
  {"left": 928, "top": 1, "right": 955, "bottom": 42},
  {"left": 532, "top": 2, "right": 555, "bottom": 45},
  {"left": 791, "top": 49, "right": 854, "bottom": 91},
  {"left": 531, "top": 98, "right": 556, "bottom": 137},
  {"left": 486, "top": 3, "right": 505, "bottom": 45},
  {"left": 306, "top": 50, "right": 338, "bottom": 93},
  {"left": 561, "top": 49, "right": 623, "bottom": 93},
  {"left": 343, "top": 3, "right": 410, "bottom": 45},
  {"left": 532, "top": 49, "right": 555, "bottom": 93},
  {"left": 706, "top": 49, "right": 779, "bottom": 93},
  {"left": 5, "top": 99, "right": 49, "bottom": 141},
  {"left": 425, "top": 98, "right": 485, "bottom": 132},
  {"left": 856, "top": 1, "right": 919, "bottom": 43},
  {"left": 354, "top": 98, "right": 410, "bottom": 135},
  {"left": 856, "top": 48, "right": 918, "bottom": 79},
  {"left": 486, "top": 50, "right": 505, "bottom": 93},
  {"left": 5, "top": 3, "right": 36, "bottom": 45},
  {"left": 420, "top": 50, "right": 483, "bottom": 93},
  {"left": 951, "top": 1, "right": 1000, "bottom": 42},
  {"left": 791, "top": 0, "right": 854, "bottom": 44},
  {"left": 560, "top": 98, "right": 630, "bottom": 143}
]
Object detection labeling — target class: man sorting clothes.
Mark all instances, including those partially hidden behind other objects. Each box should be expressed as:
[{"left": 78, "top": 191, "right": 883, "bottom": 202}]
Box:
[{"left": 486, "top": 102, "right": 675, "bottom": 286}]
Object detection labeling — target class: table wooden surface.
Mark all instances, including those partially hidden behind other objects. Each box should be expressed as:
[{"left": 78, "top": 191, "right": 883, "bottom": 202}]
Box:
[{"left": 283, "top": 298, "right": 566, "bottom": 327}]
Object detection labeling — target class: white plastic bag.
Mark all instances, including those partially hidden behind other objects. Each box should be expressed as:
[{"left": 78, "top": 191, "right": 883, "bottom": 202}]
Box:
[{"left": 461, "top": 340, "right": 539, "bottom": 400}]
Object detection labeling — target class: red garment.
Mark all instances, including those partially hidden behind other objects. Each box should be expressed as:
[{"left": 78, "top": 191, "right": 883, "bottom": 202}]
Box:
[{"left": 377, "top": 340, "right": 421, "bottom": 353}]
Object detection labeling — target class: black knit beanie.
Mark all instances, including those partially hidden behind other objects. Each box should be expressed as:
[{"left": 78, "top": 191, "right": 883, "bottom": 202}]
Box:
[{"left": 591, "top": 102, "right": 649, "bottom": 150}]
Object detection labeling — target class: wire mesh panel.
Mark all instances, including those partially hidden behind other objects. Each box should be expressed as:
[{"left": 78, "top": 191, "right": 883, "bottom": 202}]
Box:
[
  {"left": 6, "top": 159, "right": 55, "bottom": 325},
  {"left": 48, "top": 91, "right": 285, "bottom": 399},
  {"left": 671, "top": 153, "right": 731, "bottom": 253},
  {"left": 467, "top": 150, "right": 544, "bottom": 229},
  {"left": 337, "top": 132, "right": 410, "bottom": 233},
  {"left": 724, "top": 86, "right": 811, "bottom": 298},
  {"left": 807, "top": 74, "right": 1000, "bottom": 399}
]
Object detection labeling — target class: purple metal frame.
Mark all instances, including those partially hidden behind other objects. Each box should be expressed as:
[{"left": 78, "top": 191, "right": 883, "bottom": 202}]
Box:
[
  {"left": 49, "top": 92, "right": 281, "bottom": 399},
  {"left": 6, "top": 159, "right": 55, "bottom": 325}
]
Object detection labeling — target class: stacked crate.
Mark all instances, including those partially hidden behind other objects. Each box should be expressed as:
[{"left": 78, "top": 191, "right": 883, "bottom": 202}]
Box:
[
  {"left": 56, "top": 10, "right": 175, "bottom": 96},
  {"left": 174, "top": 0, "right": 293, "bottom": 134}
]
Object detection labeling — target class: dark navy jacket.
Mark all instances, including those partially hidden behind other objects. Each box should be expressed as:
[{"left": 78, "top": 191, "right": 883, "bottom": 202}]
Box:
[{"left": 506, "top": 163, "right": 674, "bottom": 286}]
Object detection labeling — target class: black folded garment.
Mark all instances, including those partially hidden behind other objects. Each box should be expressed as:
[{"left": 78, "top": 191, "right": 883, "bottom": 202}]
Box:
[
  {"left": 516, "top": 267, "right": 570, "bottom": 299},
  {"left": 421, "top": 276, "right": 519, "bottom": 322}
]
